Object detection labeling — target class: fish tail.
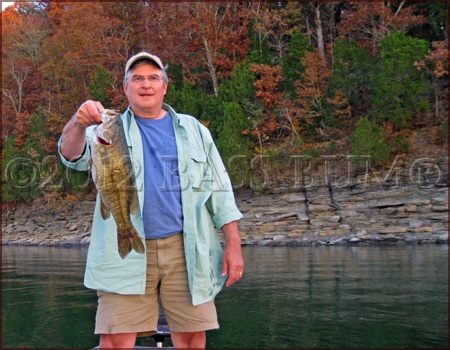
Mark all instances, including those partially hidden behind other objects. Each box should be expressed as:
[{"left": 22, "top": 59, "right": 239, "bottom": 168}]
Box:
[
  {"left": 118, "top": 234, "right": 132, "bottom": 259},
  {"left": 118, "top": 226, "right": 145, "bottom": 259},
  {"left": 130, "top": 226, "right": 145, "bottom": 255}
]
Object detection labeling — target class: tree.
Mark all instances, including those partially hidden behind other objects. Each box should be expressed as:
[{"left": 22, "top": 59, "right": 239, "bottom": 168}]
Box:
[
  {"left": 2, "top": 5, "right": 48, "bottom": 134},
  {"left": 294, "top": 49, "right": 333, "bottom": 135},
  {"left": 88, "top": 65, "right": 114, "bottom": 107},
  {"left": 175, "top": 82, "right": 209, "bottom": 119},
  {"left": 282, "top": 30, "right": 313, "bottom": 96},
  {"left": 412, "top": 2, "right": 448, "bottom": 42},
  {"left": 351, "top": 117, "right": 391, "bottom": 168},
  {"left": 338, "top": 2, "right": 426, "bottom": 54},
  {"left": 215, "top": 101, "right": 253, "bottom": 185},
  {"left": 251, "top": 64, "right": 284, "bottom": 110},
  {"left": 40, "top": 2, "right": 128, "bottom": 117},
  {"left": 214, "top": 62, "right": 256, "bottom": 127},
  {"left": 369, "top": 32, "right": 430, "bottom": 129},
  {"left": 252, "top": 2, "right": 304, "bottom": 62},
  {"left": 329, "top": 39, "right": 374, "bottom": 114},
  {"left": 145, "top": 2, "right": 251, "bottom": 96},
  {"left": 414, "top": 39, "right": 448, "bottom": 121},
  {"left": 312, "top": 2, "right": 326, "bottom": 66}
]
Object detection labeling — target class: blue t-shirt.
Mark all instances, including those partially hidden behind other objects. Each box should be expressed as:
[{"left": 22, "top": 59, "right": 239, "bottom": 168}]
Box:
[{"left": 134, "top": 113, "right": 183, "bottom": 239}]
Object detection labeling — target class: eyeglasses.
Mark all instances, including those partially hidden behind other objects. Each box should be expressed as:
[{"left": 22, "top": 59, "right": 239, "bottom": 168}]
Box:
[{"left": 129, "top": 74, "right": 164, "bottom": 85}]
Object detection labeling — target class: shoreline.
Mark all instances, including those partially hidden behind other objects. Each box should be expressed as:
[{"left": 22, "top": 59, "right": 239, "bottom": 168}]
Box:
[{"left": 2, "top": 181, "right": 448, "bottom": 248}]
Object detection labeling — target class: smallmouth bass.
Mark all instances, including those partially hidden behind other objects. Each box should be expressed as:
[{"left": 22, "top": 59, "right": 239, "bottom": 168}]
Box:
[{"left": 90, "top": 109, "right": 145, "bottom": 259}]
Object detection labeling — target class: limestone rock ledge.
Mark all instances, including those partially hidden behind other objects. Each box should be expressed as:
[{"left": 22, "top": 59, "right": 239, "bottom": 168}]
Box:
[
  {"left": 2, "top": 183, "right": 448, "bottom": 247},
  {"left": 235, "top": 183, "right": 448, "bottom": 246}
]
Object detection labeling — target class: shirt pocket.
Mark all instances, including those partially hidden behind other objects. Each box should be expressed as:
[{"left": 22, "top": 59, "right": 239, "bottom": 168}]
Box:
[{"left": 190, "top": 147, "right": 207, "bottom": 189}]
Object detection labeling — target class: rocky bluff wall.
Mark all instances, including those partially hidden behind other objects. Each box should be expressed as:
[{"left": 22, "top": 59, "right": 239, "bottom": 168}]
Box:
[{"left": 2, "top": 176, "right": 448, "bottom": 247}]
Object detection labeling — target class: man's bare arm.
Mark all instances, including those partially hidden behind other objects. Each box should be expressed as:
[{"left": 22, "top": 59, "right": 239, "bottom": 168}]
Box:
[{"left": 60, "top": 100, "right": 104, "bottom": 160}]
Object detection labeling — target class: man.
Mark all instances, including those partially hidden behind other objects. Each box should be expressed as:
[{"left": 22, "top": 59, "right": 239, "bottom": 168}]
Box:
[{"left": 58, "top": 52, "right": 244, "bottom": 348}]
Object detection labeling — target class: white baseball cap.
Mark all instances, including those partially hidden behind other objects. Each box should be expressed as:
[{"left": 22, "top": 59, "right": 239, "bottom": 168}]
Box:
[{"left": 125, "top": 52, "right": 164, "bottom": 74}]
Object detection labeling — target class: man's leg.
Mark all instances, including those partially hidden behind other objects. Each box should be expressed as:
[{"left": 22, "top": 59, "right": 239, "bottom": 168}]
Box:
[
  {"left": 99, "top": 332, "right": 137, "bottom": 348},
  {"left": 170, "top": 331, "right": 206, "bottom": 348},
  {"left": 158, "top": 234, "right": 218, "bottom": 348}
]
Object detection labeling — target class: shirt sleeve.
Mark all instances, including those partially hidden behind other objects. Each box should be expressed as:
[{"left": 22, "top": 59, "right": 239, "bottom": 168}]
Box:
[{"left": 201, "top": 128, "right": 243, "bottom": 229}]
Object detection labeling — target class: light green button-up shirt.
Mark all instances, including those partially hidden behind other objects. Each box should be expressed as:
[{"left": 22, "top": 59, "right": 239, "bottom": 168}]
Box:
[{"left": 58, "top": 104, "right": 243, "bottom": 305}]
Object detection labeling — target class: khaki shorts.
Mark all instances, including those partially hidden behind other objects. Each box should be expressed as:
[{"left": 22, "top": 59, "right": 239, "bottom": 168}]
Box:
[{"left": 95, "top": 233, "right": 218, "bottom": 336}]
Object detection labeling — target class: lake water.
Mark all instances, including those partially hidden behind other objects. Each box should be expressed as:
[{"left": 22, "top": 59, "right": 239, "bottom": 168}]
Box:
[{"left": 2, "top": 244, "right": 448, "bottom": 348}]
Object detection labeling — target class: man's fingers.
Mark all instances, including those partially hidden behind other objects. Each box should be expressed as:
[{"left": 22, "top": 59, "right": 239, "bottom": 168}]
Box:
[
  {"left": 77, "top": 100, "right": 105, "bottom": 126},
  {"left": 221, "top": 259, "right": 229, "bottom": 277},
  {"left": 86, "top": 101, "right": 105, "bottom": 124}
]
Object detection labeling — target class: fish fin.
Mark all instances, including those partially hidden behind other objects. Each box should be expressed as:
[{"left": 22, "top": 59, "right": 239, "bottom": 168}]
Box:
[
  {"left": 100, "top": 200, "right": 111, "bottom": 220},
  {"left": 130, "top": 225, "right": 145, "bottom": 254},
  {"left": 130, "top": 188, "right": 139, "bottom": 215},
  {"left": 117, "top": 225, "right": 145, "bottom": 259},
  {"left": 118, "top": 234, "right": 132, "bottom": 259}
]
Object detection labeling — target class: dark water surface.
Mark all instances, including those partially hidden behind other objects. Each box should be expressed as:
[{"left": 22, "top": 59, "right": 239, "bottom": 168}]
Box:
[{"left": 2, "top": 244, "right": 448, "bottom": 348}]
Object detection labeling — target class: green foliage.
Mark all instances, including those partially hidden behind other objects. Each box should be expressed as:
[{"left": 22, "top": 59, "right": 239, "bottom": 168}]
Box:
[
  {"left": 215, "top": 101, "right": 253, "bottom": 187},
  {"left": 330, "top": 39, "right": 374, "bottom": 108},
  {"left": 390, "top": 136, "right": 410, "bottom": 154},
  {"left": 177, "top": 82, "right": 205, "bottom": 117},
  {"left": 61, "top": 164, "right": 92, "bottom": 194},
  {"left": 88, "top": 65, "right": 114, "bottom": 106},
  {"left": 210, "top": 63, "right": 257, "bottom": 137},
  {"left": 167, "top": 62, "right": 184, "bottom": 91},
  {"left": 369, "top": 32, "right": 431, "bottom": 129},
  {"left": 282, "top": 30, "right": 313, "bottom": 96},
  {"left": 167, "top": 82, "right": 214, "bottom": 123},
  {"left": 414, "top": 2, "right": 448, "bottom": 41},
  {"left": 351, "top": 117, "right": 391, "bottom": 167},
  {"left": 1, "top": 108, "right": 92, "bottom": 203},
  {"left": 28, "top": 108, "right": 50, "bottom": 151},
  {"left": 2, "top": 2, "right": 446, "bottom": 202},
  {"left": 2, "top": 108, "right": 53, "bottom": 203},
  {"left": 247, "top": 23, "right": 273, "bottom": 65},
  {"left": 2, "top": 137, "right": 41, "bottom": 203},
  {"left": 218, "top": 63, "right": 257, "bottom": 107}
]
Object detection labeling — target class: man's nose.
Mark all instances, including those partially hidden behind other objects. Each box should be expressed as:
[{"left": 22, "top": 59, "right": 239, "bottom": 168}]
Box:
[{"left": 141, "top": 79, "right": 152, "bottom": 88}]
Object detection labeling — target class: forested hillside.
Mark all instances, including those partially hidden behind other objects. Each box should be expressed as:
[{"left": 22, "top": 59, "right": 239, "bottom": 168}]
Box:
[{"left": 2, "top": 1, "right": 448, "bottom": 204}]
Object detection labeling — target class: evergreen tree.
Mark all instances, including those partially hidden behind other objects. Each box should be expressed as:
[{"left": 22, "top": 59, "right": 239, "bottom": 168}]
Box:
[
  {"left": 370, "top": 32, "right": 431, "bottom": 129},
  {"left": 282, "top": 30, "right": 313, "bottom": 97},
  {"left": 2, "top": 137, "right": 40, "bottom": 203},
  {"left": 351, "top": 117, "right": 391, "bottom": 167},
  {"left": 88, "top": 65, "right": 114, "bottom": 107},
  {"left": 215, "top": 101, "right": 253, "bottom": 187},
  {"left": 247, "top": 20, "right": 273, "bottom": 65},
  {"left": 329, "top": 39, "right": 374, "bottom": 111},
  {"left": 211, "top": 63, "right": 257, "bottom": 137}
]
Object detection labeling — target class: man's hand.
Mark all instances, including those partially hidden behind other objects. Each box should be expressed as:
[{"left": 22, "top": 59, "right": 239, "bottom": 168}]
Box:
[
  {"left": 74, "top": 100, "right": 105, "bottom": 128},
  {"left": 221, "top": 221, "right": 244, "bottom": 287},
  {"left": 60, "top": 100, "right": 105, "bottom": 161}
]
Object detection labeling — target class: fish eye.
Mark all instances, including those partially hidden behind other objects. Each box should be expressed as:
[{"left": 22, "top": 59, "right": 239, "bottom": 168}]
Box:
[{"left": 115, "top": 120, "right": 121, "bottom": 126}]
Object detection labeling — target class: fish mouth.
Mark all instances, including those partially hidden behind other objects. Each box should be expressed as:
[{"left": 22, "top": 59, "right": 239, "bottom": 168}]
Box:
[{"left": 97, "top": 137, "right": 110, "bottom": 146}]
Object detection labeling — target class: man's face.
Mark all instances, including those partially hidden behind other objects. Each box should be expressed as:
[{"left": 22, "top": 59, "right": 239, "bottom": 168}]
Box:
[{"left": 123, "top": 63, "right": 168, "bottom": 118}]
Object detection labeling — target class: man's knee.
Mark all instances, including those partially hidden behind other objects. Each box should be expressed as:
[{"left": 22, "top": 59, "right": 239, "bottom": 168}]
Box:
[
  {"left": 99, "top": 333, "right": 137, "bottom": 349},
  {"left": 171, "top": 331, "right": 206, "bottom": 348}
]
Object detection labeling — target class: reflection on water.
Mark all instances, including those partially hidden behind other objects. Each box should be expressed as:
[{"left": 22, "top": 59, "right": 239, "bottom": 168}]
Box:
[
  {"left": 2, "top": 244, "right": 448, "bottom": 348},
  {"left": 2, "top": 246, "right": 97, "bottom": 348}
]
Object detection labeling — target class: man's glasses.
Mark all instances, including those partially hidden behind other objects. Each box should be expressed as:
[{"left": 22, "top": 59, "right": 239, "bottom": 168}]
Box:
[{"left": 129, "top": 74, "right": 163, "bottom": 85}]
